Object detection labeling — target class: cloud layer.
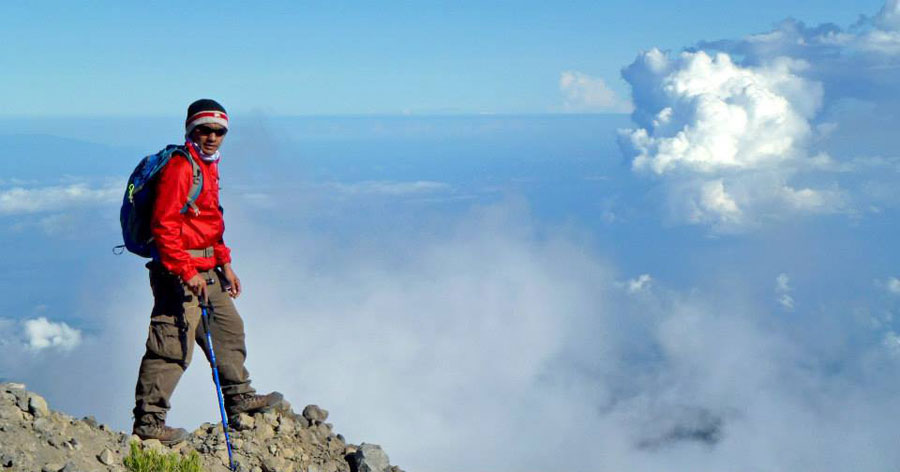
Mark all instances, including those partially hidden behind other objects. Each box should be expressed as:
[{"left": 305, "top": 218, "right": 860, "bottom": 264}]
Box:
[
  {"left": 0, "top": 182, "right": 120, "bottom": 216},
  {"left": 6, "top": 197, "right": 900, "bottom": 472},
  {"left": 324, "top": 180, "right": 451, "bottom": 196}
]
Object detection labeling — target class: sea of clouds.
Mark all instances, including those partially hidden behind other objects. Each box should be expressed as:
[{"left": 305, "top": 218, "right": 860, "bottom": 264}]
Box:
[{"left": 2, "top": 194, "right": 900, "bottom": 471}]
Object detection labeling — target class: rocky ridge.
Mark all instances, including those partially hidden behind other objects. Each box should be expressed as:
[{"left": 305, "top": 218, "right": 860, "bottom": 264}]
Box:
[{"left": 0, "top": 382, "right": 403, "bottom": 472}]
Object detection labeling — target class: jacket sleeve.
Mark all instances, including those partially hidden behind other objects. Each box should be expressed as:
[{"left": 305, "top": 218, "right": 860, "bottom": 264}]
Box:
[
  {"left": 151, "top": 156, "right": 197, "bottom": 282},
  {"left": 214, "top": 235, "right": 232, "bottom": 266}
]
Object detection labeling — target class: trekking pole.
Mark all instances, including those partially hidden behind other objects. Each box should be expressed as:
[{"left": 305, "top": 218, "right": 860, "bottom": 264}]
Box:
[{"left": 200, "top": 300, "right": 236, "bottom": 471}]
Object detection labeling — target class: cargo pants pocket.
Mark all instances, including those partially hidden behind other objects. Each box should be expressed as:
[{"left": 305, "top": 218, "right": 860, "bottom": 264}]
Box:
[{"left": 146, "top": 316, "right": 188, "bottom": 364}]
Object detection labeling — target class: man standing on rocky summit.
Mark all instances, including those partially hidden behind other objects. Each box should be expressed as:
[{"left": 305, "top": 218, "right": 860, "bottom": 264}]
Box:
[{"left": 132, "top": 99, "right": 282, "bottom": 445}]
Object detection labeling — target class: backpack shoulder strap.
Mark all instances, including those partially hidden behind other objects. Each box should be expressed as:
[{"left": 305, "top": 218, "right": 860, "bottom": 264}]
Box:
[{"left": 171, "top": 148, "right": 203, "bottom": 215}]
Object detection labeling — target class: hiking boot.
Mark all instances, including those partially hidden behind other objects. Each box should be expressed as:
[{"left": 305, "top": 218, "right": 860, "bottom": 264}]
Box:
[
  {"left": 132, "top": 421, "right": 189, "bottom": 446},
  {"left": 226, "top": 391, "right": 284, "bottom": 420}
]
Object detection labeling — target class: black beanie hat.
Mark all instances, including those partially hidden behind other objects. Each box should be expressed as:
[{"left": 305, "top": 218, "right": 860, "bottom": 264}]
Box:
[{"left": 185, "top": 99, "right": 229, "bottom": 134}]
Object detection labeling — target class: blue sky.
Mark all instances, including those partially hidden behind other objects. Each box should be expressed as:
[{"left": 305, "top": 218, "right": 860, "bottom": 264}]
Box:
[
  {"left": 0, "top": 1, "right": 885, "bottom": 115},
  {"left": 4, "top": 2, "right": 900, "bottom": 472}
]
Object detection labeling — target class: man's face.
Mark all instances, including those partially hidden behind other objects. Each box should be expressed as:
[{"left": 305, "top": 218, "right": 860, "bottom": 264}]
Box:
[{"left": 190, "top": 124, "right": 227, "bottom": 155}]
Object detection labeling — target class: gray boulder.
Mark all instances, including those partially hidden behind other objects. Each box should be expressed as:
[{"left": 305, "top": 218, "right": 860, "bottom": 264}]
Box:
[
  {"left": 352, "top": 443, "right": 390, "bottom": 472},
  {"left": 28, "top": 393, "right": 50, "bottom": 418},
  {"left": 303, "top": 404, "right": 329, "bottom": 424}
]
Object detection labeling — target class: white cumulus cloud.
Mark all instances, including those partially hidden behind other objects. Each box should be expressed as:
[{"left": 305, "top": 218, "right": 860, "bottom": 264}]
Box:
[
  {"left": 615, "top": 0, "right": 900, "bottom": 230},
  {"left": 23, "top": 317, "right": 82, "bottom": 351},
  {"left": 560, "top": 71, "right": 631, "bottom": 112},
  {"left": 622, "top": 50, "right": 820, "bottom": 175},
  {"left": 619, "top": 49, "right": 842, "bottom": 230},
  {"left": 697, "top": 1, "right": 900, "bottom": 118}
]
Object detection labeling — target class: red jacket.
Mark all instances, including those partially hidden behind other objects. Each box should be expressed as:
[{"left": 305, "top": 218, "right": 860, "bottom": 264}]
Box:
[{"left": 151, "top": 142, "right": 231, "bottom": 281}]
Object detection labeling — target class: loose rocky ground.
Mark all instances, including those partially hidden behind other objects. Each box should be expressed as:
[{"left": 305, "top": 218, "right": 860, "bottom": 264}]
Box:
[{"left": 0, "top": 382, "right": 403, "bottom": 472}]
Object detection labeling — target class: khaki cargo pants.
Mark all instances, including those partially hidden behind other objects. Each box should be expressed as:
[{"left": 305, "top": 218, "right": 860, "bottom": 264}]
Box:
[{"left": 133, "top": 262, "right": 255, "bottom": 425}]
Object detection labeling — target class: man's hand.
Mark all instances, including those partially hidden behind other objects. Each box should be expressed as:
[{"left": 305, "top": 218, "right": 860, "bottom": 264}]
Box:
[
  {"left": 222, "top": 263, "right": 242, "bottom": 298},
  {"left": 185, "top": 274, "right": 208, "bottom": 304}
]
